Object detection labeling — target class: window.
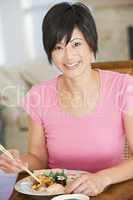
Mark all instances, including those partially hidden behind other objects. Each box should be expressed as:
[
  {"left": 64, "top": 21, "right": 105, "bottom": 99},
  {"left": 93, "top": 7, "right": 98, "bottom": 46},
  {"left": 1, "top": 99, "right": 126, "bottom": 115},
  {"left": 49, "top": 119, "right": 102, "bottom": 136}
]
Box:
[{"left": 0, "top": 16, "right": 5, "bottom": 65}]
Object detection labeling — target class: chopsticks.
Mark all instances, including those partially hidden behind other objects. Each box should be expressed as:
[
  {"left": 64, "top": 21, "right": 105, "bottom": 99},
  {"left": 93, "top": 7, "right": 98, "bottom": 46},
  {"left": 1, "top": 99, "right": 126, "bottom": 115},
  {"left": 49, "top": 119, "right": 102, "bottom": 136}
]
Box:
[{"left": 0, "top": 144, "right": 41, "bottom": 184}]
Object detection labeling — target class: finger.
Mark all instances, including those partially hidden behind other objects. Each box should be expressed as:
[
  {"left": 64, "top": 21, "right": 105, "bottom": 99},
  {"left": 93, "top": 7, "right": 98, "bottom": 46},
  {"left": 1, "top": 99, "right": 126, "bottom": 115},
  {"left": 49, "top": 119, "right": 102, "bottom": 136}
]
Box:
[
  {"left": 83, "top": 189, "right": 96, "bottom": 196},
  {"left": 1, "top": 166, "right": 21, "bottom": 173},
  {"left": 0, "top": 167, "right": 15, "bottom": 173},
  {"left": 9, "top": 149, "right": 20, "bottom": 159},
  {"left": 0, "top": 159, "right": 21, "bottom": 173},
  {"left": 0, "top": 153, "right": 24, "bottom": 173},
  {"left": 87, "top": 180, "right": 98, "bottom": 194},
  {"left": 1, "top": 150, "right": 19, "bottom": 162},
  {"left": 0, "top": 154, "right": 17, "bottom": 167},
  {"left": 65, "top": 179, "right": 83, "bottom": 193},
  {"left": 23, "top": 161, "right": 29, "bottom": 169},
  {"left": 80, "top": 185, "right": 99, "bottom": 197},
  {"left": 0, "top": 153, "right": 21, "bottom": 168},
  {"left": 65, "top": 175, "right": 88, "bottom": 193},
  {"left": 73, "top": 181, "right": 99, "bottom": 196},
  {"left": 65, "top": 181, "right": 82, "bottom": 193},
  {"left": 1, "top": 149, "right": 24, "bottom": 166},
  {"left": 84, "top": 185, "right": 103, "bottom": 196},
  {"left": 74, "top": 183, "right": 89, "bottom": 193}
]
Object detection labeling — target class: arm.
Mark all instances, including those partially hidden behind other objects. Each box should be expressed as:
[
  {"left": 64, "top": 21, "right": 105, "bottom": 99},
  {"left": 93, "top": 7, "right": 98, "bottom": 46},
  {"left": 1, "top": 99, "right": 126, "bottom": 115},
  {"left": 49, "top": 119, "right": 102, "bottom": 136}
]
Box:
[
  {"left": 97, "top": 110, "right": 133, "bottom": 184},
  {"left": 65, "top": 110, "right": 133, "bottom": 196},
  {"left": 0, "top": 115, "right": 48, "bottom": 172},
  {"left": 20, "top": 115, "right": 48, "bottom": 170}
]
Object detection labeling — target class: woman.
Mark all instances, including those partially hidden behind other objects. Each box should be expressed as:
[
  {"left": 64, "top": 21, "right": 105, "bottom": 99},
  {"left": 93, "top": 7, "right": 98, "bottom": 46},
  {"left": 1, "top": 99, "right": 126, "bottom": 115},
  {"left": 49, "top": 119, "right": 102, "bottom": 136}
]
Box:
[{"left": 0, "top": 2, "right": 133, "bottom": 196}]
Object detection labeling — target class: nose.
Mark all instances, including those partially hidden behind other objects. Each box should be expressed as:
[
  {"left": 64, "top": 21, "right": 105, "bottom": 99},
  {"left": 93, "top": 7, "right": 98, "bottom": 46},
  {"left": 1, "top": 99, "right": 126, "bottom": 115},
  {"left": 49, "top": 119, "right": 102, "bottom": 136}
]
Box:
[{"left": 63, "top": 46, "right": 74, "bottom": 61}]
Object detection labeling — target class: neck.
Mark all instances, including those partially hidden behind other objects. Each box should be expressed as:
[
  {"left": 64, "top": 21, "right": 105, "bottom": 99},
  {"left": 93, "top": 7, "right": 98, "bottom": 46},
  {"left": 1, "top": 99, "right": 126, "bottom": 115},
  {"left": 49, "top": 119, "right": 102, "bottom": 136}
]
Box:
[{"left": 60, "top": 69, "right": 98, "bottom": 95}]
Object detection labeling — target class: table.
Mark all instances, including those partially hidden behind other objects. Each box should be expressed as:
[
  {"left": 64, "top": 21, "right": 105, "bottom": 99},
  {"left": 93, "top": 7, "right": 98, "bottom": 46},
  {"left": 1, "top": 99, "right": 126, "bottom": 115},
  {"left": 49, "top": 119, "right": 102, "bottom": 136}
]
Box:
[{"left": 9, "top": 172, "right": 133, "bottom": 200}]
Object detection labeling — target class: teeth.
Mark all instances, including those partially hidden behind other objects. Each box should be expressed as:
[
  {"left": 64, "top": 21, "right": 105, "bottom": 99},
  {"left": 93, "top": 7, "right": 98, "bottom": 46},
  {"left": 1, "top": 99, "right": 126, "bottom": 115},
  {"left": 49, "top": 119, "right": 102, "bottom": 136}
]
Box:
[
  {"left": 66, "top": 63, "right": 79, "bottom": 67},
  {"left": 64, "top": 62, "right": 80, "bottom": 70}
]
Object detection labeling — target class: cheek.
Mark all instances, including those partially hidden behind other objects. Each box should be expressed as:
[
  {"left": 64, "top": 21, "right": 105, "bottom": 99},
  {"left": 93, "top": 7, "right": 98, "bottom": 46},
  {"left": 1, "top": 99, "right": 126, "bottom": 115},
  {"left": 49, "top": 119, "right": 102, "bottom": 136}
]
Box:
[
  {"left": 52, "top": 56, "right": 60, "bottom": 66},
  {"left": 78, "top": 45, "right": 91, "bottom": 56},
  {"left": 82, "top": 48, "right": 93, "bottom": 63},
  {"left": 80, "top": 50, "right": 91, "bottom": 62},
  {"left": 52, "top": 52, "right": 63, "bottom": 64},
  {"left": 52, "top": 56, "right": 64, "bottom": 71}
]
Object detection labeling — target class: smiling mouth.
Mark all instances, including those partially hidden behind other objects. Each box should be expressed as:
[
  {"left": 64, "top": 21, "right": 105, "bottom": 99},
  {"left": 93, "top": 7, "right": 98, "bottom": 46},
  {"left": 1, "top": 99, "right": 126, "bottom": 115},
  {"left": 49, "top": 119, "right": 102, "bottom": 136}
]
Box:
[{"left": 64, "top": 62, "right": 80, "bottom": 70}]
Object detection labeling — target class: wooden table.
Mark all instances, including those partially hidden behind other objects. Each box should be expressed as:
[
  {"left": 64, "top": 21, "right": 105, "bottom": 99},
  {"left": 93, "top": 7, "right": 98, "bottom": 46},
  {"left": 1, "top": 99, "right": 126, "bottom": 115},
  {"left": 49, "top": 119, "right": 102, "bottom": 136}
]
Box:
[{"left": 9, "top": 172, "right": 133, "bottom": 200}]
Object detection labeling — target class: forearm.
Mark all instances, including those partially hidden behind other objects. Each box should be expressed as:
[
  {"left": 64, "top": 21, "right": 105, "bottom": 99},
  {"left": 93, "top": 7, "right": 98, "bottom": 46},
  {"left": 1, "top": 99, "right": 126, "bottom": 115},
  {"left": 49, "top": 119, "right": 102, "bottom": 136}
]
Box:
[
  {"left": 97, "top": 157, "right": 133, "bottom": 185},
  {"left": 20, "top": 153, "right": 48, "bottom": 171}
]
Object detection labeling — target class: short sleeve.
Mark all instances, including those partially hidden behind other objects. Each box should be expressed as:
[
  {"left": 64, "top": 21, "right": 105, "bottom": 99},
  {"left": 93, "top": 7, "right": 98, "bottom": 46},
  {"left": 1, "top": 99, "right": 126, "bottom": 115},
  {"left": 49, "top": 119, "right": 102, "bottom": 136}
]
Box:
[
  {"left": 119, "top": 74, "right": 133, "bottom": 116},
  {"left": 21, "top": 86, "right": 43, "bottom": 125}
]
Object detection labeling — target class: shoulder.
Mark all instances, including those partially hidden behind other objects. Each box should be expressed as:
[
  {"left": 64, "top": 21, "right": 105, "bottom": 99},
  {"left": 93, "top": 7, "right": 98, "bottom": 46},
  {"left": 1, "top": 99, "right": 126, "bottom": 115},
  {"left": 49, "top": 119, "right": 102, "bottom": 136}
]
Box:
[
  {"left": 100, "top": 69, "right": 124, "bottom": 79},
  {"left": 27, "top": 76, "right": 58, "bottom": 94},
  {"left": 99, "top": 69, "right": 133, "bottom": 87},
  {"left": 21, "top": 76, "right": 58, "bottom": 109}
]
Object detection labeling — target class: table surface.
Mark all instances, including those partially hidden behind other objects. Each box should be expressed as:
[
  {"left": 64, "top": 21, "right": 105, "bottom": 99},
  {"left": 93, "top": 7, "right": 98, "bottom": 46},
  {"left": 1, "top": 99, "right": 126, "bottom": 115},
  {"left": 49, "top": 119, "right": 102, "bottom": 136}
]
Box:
[{"left": 9, "top": 172, "right": 133, "bottom": 200}]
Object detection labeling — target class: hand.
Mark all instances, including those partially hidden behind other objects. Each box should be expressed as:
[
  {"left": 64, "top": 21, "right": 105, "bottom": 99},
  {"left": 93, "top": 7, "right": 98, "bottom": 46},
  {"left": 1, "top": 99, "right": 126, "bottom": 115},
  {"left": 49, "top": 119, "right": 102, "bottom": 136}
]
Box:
[
  {"left": 65, "top": 172, "right": 111, "bottom": 196},
  {"left": 0, "top": 149, "right": 28, "bottom": 173}
]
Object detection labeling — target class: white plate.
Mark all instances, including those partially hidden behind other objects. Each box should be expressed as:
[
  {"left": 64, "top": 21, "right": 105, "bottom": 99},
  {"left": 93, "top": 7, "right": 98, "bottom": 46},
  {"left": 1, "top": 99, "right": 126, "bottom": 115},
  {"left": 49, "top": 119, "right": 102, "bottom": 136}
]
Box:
[
  {"left": 15, "top": 169, "right": 85, "bottom": 197},
  {"left": 52, "top": 194, "right": 90, "bottom": 200}
]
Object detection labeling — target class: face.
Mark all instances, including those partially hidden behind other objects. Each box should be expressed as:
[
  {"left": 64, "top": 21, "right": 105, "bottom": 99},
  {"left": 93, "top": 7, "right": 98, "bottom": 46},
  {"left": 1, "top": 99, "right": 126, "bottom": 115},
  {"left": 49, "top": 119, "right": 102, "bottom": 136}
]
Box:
[{"left": 51, "top": 27, "right": 93, "bottom": 78}]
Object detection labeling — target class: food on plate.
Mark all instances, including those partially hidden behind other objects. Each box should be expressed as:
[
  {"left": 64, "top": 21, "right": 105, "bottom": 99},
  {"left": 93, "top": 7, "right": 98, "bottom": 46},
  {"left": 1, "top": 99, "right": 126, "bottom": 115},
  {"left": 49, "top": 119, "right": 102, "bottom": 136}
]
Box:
[
  {"left": 46, "top": 183, "right": 65, "bottom": 194},
  {"left": 32, "top": 175, "right": 54, "bottom": 191},
  {"left": 32, "top": 170, "right": 67, "bottom": 192}
]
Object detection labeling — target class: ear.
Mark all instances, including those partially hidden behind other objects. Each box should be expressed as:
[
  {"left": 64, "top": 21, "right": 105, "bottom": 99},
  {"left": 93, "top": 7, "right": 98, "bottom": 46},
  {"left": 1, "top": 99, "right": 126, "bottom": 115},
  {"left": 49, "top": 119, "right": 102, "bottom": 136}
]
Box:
[{"left": 91, "top": 52, "right": 96, "bottom": 63}]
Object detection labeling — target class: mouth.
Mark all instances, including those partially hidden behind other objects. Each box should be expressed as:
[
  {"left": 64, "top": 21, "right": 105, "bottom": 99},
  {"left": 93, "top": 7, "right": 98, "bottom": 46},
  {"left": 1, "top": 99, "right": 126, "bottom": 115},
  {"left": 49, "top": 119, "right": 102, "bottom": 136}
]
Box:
[{"left": 64, "top": 62, "right": 80, "bottom": 70}]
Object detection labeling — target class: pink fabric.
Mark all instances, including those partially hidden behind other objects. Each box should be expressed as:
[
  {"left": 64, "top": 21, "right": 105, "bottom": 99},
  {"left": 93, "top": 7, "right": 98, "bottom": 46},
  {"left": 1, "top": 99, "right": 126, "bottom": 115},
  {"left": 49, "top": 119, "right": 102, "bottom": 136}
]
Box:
[{"left": 21, "top": 69, "right": 133, "bottom": 172}]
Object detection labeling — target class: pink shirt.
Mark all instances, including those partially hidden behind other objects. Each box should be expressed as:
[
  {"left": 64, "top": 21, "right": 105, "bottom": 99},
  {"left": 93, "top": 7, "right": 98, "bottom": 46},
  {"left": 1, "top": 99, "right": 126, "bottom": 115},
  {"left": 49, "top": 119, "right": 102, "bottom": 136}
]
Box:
[{"left": 21, "top": 69, "right": 133, "bottom": 172}]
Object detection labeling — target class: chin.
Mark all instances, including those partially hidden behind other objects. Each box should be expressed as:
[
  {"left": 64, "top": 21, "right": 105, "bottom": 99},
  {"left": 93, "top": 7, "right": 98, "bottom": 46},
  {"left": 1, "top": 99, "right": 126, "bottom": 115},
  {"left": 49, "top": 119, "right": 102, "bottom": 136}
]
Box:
[
  {"left": 63, "top": 73, "right": 82, "bottom": 80},
  {"left": 63, "top": 68, "right": 87, "bottom": 79}
]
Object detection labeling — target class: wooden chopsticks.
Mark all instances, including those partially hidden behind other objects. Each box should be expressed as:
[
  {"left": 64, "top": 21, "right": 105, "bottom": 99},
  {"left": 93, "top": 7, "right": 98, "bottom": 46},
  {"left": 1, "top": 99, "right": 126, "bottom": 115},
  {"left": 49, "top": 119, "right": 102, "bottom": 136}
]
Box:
[{"left": 0, "top": 144, "right": 41, "bottom": 183}]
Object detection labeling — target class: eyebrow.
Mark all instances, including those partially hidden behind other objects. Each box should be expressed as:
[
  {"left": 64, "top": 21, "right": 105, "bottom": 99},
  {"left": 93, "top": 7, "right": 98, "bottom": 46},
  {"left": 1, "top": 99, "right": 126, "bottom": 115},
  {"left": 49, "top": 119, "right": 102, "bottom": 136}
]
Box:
[
  {"left": 70, "top": 38, "right": 83, "bottom": 42},
  {"left": 57, "top": 38, "right": 82, "bottom": 46}
]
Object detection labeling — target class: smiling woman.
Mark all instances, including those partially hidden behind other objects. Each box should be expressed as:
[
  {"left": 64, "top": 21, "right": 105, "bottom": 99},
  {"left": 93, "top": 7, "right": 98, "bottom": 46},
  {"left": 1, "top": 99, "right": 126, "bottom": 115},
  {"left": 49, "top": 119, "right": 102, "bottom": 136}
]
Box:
[
  {"left": 0, "top": 1, "right": 133, "bottom": 198},
  {"left": 42, "top": 2, "right": 97, "bottom": 64},
  {"left": 51, "top": 28, "right": 94, "bottom": 79}
]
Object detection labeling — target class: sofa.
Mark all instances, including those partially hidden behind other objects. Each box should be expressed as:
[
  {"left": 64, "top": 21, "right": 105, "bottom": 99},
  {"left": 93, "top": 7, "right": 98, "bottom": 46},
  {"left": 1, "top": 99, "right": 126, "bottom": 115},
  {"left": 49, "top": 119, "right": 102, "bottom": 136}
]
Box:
[
  {"left": 0, "top": 59, "right": 133, "bottom": 155},
  {"left": 0, "top": 58, "right": 57, "bottom": 152}
]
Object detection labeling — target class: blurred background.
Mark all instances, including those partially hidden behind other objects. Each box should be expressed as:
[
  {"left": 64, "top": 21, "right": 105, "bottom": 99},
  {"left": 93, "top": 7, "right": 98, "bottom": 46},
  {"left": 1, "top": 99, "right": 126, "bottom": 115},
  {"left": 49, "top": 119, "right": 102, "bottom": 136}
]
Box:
[
  {"left": 0, "top": 0, "right": 133, "bottom": 152},
  {"left": 0, "top": 0, "right": 133, "bottom": 67}
]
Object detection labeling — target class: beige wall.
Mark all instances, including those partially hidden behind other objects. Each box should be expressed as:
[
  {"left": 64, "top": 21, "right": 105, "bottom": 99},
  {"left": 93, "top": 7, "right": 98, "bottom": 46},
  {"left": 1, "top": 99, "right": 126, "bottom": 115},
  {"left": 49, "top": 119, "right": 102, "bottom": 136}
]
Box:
[{"left": 81, "top": 1, "right": 133, "bottom": 61}]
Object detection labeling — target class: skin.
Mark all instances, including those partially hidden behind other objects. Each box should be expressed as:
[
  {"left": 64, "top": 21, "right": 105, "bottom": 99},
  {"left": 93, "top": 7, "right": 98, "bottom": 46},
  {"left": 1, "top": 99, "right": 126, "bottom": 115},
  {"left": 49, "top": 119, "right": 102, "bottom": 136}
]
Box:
[
  {"left": 52, "top": 27, "right": 100, "bottom": 118},
  {"left": 0, "top": 27, "right": 133, "bottom": 197},
  {"left": 0, "top": 116, "right": 48, "bottom": 172}
]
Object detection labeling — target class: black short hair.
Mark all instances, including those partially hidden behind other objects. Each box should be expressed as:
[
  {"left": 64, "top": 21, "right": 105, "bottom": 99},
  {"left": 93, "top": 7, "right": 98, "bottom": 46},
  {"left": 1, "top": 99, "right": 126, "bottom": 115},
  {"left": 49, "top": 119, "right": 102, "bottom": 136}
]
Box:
[{"left": 42, "top": 2, "right": 98, "bottom": 64}]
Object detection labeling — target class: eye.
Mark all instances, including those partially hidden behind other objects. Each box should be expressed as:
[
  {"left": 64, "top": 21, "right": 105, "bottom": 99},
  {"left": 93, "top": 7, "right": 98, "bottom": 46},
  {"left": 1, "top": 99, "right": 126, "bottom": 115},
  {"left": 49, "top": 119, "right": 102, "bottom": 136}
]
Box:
[
  {"left": 54, "top": 46, "right": 63, "bottom": 50},
  {"left": 73, "top": 42, "right": 81, "bottom": 47}
]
